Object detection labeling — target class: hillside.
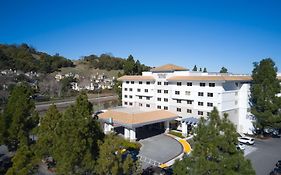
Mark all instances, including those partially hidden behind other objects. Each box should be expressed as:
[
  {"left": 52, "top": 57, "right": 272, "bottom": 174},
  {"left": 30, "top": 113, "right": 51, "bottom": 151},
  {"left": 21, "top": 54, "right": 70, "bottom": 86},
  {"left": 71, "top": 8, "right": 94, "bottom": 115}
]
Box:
[{"left": 0, "top": 43, "right": 74, "bottom": 73}]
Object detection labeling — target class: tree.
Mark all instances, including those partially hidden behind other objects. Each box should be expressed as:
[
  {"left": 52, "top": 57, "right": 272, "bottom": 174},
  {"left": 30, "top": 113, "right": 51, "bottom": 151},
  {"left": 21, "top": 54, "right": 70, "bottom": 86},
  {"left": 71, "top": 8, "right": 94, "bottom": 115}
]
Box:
[
  {"left": 0, "top": 84, "right": 38, "bottom": 150},
  {"left": 123, "top": 55, "right": 136, "bottom": 75},
  {"left": 96, "top": 134, "right": 139, "bottom": 175},
  {"left": 250, "top": 58, "right": 281, "bottom": 131},
  {"left": 6, "top": 143, "right": 36, "bottom": 175},
  {"left": 220, "top": 66, "right": 228, "bottom": 73},
  {"left": 203, "top": 67, "right": 207, "bottom": 72},
  {"left": 192, "top": 65, "right": 197, "bottom": 71},
  {"left": 37, "top": 92, "right": 104, "bottom": 174},
  {"left": 173, "top": 107, "right": 255, "bottom": 175}
]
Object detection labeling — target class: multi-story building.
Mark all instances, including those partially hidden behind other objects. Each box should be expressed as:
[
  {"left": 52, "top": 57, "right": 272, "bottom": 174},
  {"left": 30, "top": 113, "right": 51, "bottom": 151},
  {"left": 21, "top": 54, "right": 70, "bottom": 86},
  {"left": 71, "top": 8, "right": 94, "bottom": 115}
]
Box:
[{"left": 118, "top": 64, "right": 281, "bottom": 134}]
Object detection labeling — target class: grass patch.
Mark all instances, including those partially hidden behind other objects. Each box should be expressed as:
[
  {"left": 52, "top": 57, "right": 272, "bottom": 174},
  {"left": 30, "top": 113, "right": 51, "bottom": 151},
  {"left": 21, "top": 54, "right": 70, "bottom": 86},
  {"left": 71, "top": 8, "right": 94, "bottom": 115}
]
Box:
[
  {"left": 120, "top": 138, "right": 141, "bottom": 150},
  {"left": 168, "top": 130, "right": 185, "bottom": 138}
]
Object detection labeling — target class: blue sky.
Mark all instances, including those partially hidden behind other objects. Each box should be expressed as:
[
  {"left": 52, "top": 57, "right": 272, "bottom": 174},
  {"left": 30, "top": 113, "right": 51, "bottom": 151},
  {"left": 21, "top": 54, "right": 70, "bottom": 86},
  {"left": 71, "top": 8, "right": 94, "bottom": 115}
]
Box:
[{"left": 1, "top": 0, "right": 281, "bottom": 73}]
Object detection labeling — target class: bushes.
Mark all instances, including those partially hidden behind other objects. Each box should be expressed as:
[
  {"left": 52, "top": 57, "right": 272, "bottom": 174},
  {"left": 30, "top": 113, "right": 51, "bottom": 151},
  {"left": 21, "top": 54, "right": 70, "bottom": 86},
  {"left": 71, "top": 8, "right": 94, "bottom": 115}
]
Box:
[{"left": 168, "top": 130, "right": 185, "bottom": 138}]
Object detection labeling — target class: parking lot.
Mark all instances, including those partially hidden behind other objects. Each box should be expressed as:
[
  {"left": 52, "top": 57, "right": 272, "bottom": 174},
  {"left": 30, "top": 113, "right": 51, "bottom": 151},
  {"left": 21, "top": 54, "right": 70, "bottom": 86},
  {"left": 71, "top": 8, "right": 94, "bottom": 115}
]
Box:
[{"left": 246, "top": 137, "right": 281, "bottom": 175}]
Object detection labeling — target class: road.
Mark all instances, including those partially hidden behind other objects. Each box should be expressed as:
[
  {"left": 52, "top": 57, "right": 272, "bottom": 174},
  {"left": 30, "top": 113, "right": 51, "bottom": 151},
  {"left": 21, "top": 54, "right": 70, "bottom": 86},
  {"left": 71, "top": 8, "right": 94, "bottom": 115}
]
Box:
[
  {"left": 35, "top": 95, "right": 118, "bottom": 112},
  {"left": 246, "top": 137, "right": 281, "bottom": 175}
]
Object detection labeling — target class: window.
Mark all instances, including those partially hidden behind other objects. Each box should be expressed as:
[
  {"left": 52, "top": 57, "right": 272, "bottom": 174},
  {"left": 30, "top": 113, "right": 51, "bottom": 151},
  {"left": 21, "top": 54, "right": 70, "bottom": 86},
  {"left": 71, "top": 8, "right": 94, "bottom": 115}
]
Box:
[
  {"left": 198, "top": 102, "right": 204, "bottom": 106},
  {"left": 124, "top": 102, "right": 128, "bottom": 105},
  {"left": 187, "top": 109, "right": 192, "bottom": 113},
  {"left": 157, "top": 105, "right": 161, "bottom": 109},
  {"left": 125, "top": 88, "right": 128, "bottom": 91},
  {"left": 177, "top": 82, "right": 182, "bottom": 86},
  {"left": 175, "top": 91, "right": 180, "bottom": 95},
  {"left": 177, "top": 108, "right": 181, "bottom": 112},
  {"left": 139, "top": 96, "right": 142, "bottom": 99},
  {"left": 131, "top": 81, "right": 134, "bottom": 84},
  {"left": 146, "top": 97, "right": 150, "bottom": 100},
  {"left": 164, "top": 82, "right": 169, "bottom": 85},
  {"left": 209, "top": 83, "right": 215, "bottom": 87},
  {"left": 157, "top": 97, "right": 161, "bottom": 101},
  {"left": 129, "top": 102, "right": 133, "bottom": 106},
  {"left": 207, "top": 93, "right": 213, "bottom": 97},
  {"left": 164, "top": 90, "right": 168, "bottom": 94},
  {"left": 139, "top": 103, "right": 142, "bottom": 107},
  {"left": 137, "top": 89, "right": 141, "bottom": 92},
  {"left": 164, "top": 98, "right": 168, "bottom": 102},
  {"left": 207, "top": 102, "right": 213, "bottom": 107},
  {"left": 129, "top": 95, "right": 132, "bottom": 98},
  {"left": 146, "top": 104, "right": 150, "bottom": 108},
  {"left": 145, "top": 89, "right": 148, "bottom": 92},
  {"left": 129, "top": 88, "right": 132, "bottom": 91},
  {"left": 124, "top": 95, "right": 128, "bottom": 98},
  {"left": 187, "top": 82, "right": 192, "bottom": 86},
  {"left": 185, "top": 91, "right": 191, "bottom": 95},
  {"left": 139, "top": 81, "right": 142, "bottom": 84},
  {"left": 200, "top": 83, "right": 206, "bottom": 87},
  {"left": 207, "top": 112, "right": 210, "bottom": 116},
  {"left": 198, "top": 111, "right": 203, "bottom": 115},
  {"left": 126, "top": 81, "right": 129, "bottom": 84},
  {"left": 164, "top": 106, "right": 168, "bottom": 110},
  {"left": 177, "top": 99, "right": 181, "bottom": 103},
  {"left": 146, "top": 81, "right": 150, "bottom": 85},
  {"left": 157, "top": 82, "right": 161, "bottom": 85},
  {"left": 187, "top": 100, "right": 192, "bottom": 104},
  {"left": 157, "top": 90, "right": 161, "bottom": 93},
  {"left": 198, "top": 92, "right": 204, "bottom": 96}
]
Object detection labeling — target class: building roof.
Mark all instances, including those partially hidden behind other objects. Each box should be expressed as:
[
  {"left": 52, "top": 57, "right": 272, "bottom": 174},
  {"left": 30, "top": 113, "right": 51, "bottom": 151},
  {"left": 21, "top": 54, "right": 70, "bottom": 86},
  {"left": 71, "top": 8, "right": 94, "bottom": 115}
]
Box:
[
  {"left": 151, "top": 64, "right": 188, "bottom": 72},
  {"left": 117, "top": 75, "right": 155, "bottom": 81},
  {"left": 167, "top": 75, "right": 252, "bottom": 81},
  {"left": 98, "top": 107, "right": 178, "bottom": 128}
]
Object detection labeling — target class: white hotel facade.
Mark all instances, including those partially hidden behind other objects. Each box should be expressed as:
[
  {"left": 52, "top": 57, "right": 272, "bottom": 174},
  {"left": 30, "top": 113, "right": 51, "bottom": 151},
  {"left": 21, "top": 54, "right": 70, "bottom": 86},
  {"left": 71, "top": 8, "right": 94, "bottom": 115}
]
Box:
[{"left": 118, "top": 64, "right": 256, "bottom": 134}]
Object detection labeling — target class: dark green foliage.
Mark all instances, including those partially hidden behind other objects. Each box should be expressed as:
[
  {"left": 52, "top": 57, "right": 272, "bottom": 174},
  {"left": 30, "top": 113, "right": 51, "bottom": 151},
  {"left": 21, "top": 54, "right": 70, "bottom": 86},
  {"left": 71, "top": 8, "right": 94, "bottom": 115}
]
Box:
[
  {"left": 35, "top": 92, "right": 104, "bottom": 174},
  {"left": 173, "top": 108, "right": 255, "bottom": 175},
  {"left": 96, "top": 134, "right": 140, "bottom": 175},
  {"left": 83, "top": 54, "right": 150, "bottom": 74},
  {"left": 250, "top": 58, "right": 281, "bottom": 130},
  {"left": 220, "top": 66, "right": 228, "bottom": 73},
  {"left": 0, "top": 84, "right": 38, "bottom": 150},
  {"left": 192, "top": 65, "right": 197, "bottom": 71},
  {"left": 0, "top": 44, "right": 74, "bottom": 73}
]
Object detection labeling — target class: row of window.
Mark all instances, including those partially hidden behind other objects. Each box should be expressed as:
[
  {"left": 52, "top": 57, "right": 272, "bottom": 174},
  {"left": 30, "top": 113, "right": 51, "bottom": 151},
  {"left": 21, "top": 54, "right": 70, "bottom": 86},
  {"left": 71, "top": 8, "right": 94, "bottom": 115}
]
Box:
[
  {"left": 157, "top": 105, "right": 169, "bottom": 110},
  {"left": 175, "top": 108, "right": 210, "bottom": 116},
  {"left": 198, "top": 92, "right": 214, "bottom": 97},
  {"left": 125, "top": 81, "right": 215, "bottom": 87},
  {"left": 175, "top": 99, "right": 213, "bottom": 107},
  {"left": 157, "top": 97, "right": 169, "bottom": 102},
  {"left": 177, "top": 82, "right": 215, "bottom": 87}
]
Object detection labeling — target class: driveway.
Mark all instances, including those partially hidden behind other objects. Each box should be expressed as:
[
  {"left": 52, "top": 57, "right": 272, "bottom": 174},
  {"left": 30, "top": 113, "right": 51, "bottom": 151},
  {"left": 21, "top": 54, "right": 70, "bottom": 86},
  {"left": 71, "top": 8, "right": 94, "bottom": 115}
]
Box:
[
  {"left": 138, "top": 134, "right": 183, "bottom": 169},
  {"left": 246, "top": 137, "right": 281, "bottom": 175}
]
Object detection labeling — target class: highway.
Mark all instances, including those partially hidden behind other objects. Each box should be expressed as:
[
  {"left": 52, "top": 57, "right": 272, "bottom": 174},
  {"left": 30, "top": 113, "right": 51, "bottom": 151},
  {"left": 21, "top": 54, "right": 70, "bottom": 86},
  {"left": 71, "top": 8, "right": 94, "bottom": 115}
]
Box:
[{"left": 35, "top": 95, "right": 118, "bottom": 112}]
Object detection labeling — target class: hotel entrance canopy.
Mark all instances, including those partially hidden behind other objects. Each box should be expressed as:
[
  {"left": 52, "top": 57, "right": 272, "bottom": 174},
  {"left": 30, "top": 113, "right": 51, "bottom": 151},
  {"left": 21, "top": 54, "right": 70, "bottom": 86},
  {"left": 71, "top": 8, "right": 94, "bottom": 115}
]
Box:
[{"left": 98, "top": 107, "right": 178, "bottom": 129}]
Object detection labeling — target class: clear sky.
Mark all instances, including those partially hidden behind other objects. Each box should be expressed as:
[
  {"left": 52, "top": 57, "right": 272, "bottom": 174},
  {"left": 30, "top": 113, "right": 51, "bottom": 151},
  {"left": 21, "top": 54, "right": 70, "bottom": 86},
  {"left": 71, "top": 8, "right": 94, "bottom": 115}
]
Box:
[{"left": 1, "top": 0, "right": 281, "bottom": 73}]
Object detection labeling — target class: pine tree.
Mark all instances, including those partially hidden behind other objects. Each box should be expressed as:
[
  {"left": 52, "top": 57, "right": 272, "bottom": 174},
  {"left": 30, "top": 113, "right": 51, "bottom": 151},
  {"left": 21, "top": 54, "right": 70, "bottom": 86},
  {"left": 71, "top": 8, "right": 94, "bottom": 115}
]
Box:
[
  {"left": 220, "top": 66, "right": 228, "bottom": 73},
  {"left": 173, "top": 108, "right": 255, "bottom": 174},
  {"left": 192, "top": 65, "right": 197, "bottom": 71},
  {"left": 0, "top": 84, "right": 38, "bottom": 151},
  {"left": 250, "top": 58, "right": 281, "bottom": 131}
]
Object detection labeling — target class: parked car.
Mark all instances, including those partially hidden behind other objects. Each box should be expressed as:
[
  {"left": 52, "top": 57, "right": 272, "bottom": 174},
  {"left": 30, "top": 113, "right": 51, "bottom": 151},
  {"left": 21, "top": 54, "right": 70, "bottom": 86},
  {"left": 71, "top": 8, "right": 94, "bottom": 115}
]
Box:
[
  {"left": 238, "top": 137, "right": 255, "bottom": 145},
  {"left": 276, "top": 160, "right": 281, "bottom": 168},
  {"left": 270, "top": 167, "right": 281, "bottom": 175},
  {"left": 236, "top": 143, "right": 245, "bottom": 150},
  {"left": 271, "top": 130, "right": 280, "bottom": 138}
]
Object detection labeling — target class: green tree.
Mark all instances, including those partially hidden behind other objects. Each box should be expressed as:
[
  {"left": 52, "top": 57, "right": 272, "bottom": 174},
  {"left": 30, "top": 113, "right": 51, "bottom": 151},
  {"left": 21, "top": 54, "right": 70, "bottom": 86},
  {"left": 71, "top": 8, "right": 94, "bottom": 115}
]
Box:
[
  {"left": 42, "top": 92, "right": 104, "bottom": 174},
  {"left": 220, "top": 66, "right": 228, "bottom": 73},
  {"left": 192, "top": 65, "right": 197, "bottom": 71},
  {"left": 0, "top": 84, "right": 38, "bottom": 150},
  {"left": 6, "top": 143, "right": 36, "bottom": 175},
  {"left": 250, "top": 58, "right": 281, "bottom": 131},
  {"left": 113, "top": 72, "right": 123, "bottom": 104},
  {"left": 173, "top": 107, "right": 255, "bottom": 175},
  {"left": 96, "top": 134, "right": 139, "bottom": 175},
  {"left": 124, "top": 55, "right": 135, "bottom": 75},
  {"left": 203, "top": 67, "right": 207, "bottom": 72}
]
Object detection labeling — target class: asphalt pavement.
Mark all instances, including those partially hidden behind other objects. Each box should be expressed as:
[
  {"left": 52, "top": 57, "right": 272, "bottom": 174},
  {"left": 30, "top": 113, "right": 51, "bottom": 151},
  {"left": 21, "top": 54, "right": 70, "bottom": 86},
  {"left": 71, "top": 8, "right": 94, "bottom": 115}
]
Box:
[{"left": 246, "top": 137, "right": 281, "bottom": 175}]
